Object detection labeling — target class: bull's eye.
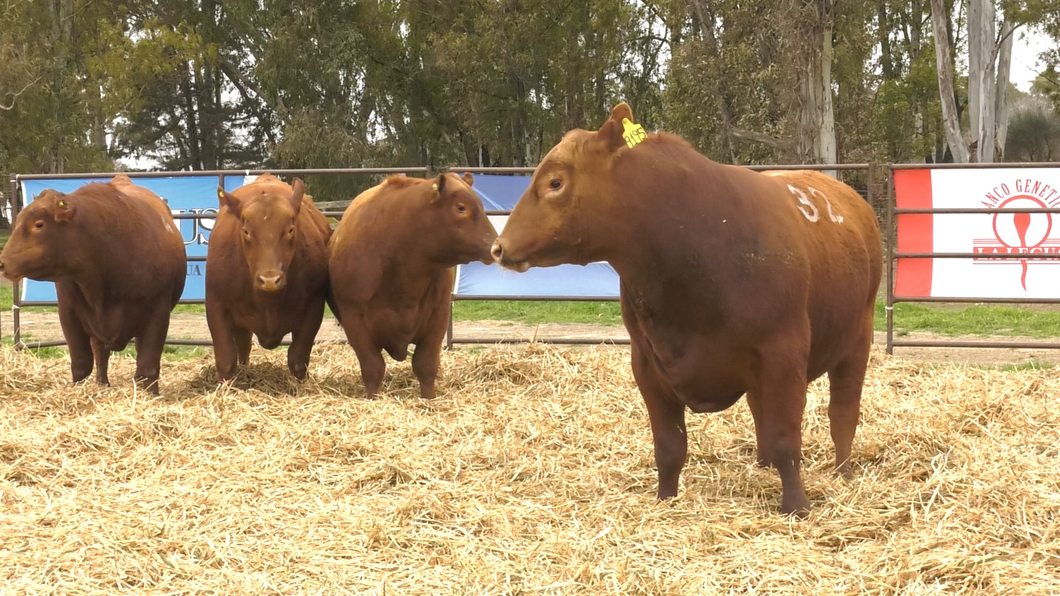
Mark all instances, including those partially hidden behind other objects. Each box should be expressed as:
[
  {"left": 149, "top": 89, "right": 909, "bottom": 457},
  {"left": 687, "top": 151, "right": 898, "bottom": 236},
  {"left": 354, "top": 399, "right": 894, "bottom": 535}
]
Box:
[
  {"left": 549, "top": 179, "right": 561, "bottom": 190},
  {"left": 286, "top": 227, "right": 295, "bottom": 238},
  {"left": 242, "top": 228, "right": 251, "bottom": 240},
  {"left": 456, "top": 204, "right": 466, "bottom": 213},
  {"left": 33, "top": 221, "right": 44, "bottom": 230}
]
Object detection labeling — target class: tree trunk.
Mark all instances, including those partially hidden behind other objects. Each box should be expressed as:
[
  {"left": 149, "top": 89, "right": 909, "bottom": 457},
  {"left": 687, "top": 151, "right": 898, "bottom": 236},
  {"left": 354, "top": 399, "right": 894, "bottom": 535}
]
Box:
[
  {"left": 929, "top": 0, "right": 970, "bottom": 162},
  {"left": 994, "top": 18, "right": 1015, "bottom": 160},
  {"left": 879, "top": 3, "right": 894, "bottom": 80},
  {"left": 970, "top": 0, "right": 997, "bottom": 162},
  {"left": 795, "top": 0, "right": 836, "bottom": 174},
  {"left": 180, "top": 62, "right": 202, "bottom": 169},
  {"left": 47, "top": 0, "right": 73, "bottom": 173},
  {"left": 967, "top": 0, "right": 983, "bottom": 149},
  {"left": 691, "top": 0, "right": 737, "bottom": 163},
  {"left": 816, "top": 11, "right": 837, "bottom": 176},
  {"left": 910, "top": 0, "right": 922, "bottom": 58}
]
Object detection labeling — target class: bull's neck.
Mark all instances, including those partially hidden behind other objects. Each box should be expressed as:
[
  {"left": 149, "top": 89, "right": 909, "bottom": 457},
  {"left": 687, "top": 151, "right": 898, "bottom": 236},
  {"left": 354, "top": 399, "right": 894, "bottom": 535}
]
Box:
[{"left": 584, "top": 191, "right": 661, "bottom": 276}]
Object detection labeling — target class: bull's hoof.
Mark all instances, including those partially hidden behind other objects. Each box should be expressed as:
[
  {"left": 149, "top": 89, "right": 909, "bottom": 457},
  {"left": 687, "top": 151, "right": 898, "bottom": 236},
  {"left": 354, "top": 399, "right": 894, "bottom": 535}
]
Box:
[
  {"left": 833, "top": 463, "right": 854, "bottom": 480},
  {"left": 780, "top": 496, "right": 811, "bottom": 518}
]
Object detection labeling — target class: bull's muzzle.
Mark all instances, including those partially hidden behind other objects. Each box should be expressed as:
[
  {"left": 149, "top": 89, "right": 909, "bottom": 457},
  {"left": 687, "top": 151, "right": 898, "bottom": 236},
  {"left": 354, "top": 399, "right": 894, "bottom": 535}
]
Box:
[
  {"left": 490, "top": 239, "right": 530, "bottom": 273},
  {"left": 256, "top": 271, "right": 285, "bottom": 292}
]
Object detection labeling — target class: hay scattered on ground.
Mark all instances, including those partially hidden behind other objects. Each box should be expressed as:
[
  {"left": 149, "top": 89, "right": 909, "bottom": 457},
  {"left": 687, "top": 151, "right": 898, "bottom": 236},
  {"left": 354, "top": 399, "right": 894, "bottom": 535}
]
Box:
[{"left": 1, "top": 344, "right": 1058, "bottom": 595}]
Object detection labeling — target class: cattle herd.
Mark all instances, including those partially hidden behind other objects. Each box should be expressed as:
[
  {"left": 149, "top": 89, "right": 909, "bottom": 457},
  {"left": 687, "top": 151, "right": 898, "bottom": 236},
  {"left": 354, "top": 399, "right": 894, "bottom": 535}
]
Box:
[{"left": 0, "top": 103, "right": 882, "bottom": 517}]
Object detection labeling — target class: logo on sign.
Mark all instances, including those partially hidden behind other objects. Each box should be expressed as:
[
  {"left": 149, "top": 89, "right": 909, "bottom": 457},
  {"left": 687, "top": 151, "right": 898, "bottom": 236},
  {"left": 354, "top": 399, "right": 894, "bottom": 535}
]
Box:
[{"left": 973, "top": 180, "right": 1060, "bottom": 290}]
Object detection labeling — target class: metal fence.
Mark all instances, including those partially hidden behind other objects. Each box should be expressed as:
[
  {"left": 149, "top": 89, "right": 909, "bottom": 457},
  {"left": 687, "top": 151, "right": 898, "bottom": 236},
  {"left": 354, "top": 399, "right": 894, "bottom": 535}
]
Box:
[
  {"left": 3, "top": 162, "right": 881, "bottom": 352},
  {"left": 884, "top": 162, "right": 1060, "bottom": 354}
]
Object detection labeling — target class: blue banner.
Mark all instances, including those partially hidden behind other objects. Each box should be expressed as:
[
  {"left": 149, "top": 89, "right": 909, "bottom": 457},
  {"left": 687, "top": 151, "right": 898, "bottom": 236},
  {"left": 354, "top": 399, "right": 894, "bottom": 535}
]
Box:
[{"left": 18, "top": 175, "right": 251, "bottom": 303}]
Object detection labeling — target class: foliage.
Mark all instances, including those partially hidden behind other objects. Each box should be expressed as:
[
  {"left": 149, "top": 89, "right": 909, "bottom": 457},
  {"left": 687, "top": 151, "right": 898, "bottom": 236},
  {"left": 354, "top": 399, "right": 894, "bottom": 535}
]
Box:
[
  {"left": 1, "top": 0, "right": 1059, "bottom": 182},
  {"left": 1004, "top": 99, "right": 1060, "bottom": 161}
]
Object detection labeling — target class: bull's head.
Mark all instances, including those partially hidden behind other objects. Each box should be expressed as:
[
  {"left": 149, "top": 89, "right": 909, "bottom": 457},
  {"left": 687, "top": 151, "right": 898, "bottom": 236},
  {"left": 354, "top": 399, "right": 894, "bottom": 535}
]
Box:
[
  {"left": 217, "top": 178, "right": 305, "bottom": 292},
  {"left": 426, "top": 172, "right": 498, "bottom": 266},
  {"left": 0, "top": 189, "right": 78, "bottom": 283},
  {"left": 491, "top": 102, "right": 634, "bottom": 271}
]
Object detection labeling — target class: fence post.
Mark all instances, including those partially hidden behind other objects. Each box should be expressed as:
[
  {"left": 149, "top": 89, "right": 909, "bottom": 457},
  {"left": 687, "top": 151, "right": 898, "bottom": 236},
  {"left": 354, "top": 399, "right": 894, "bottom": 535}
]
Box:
[
  {"left": 10, "top": 176, "right": 21, "bottom": 350},
  {"left": 885, "top": 165, "right": 895, "bottom": 355},
  {"left": 446, "top": 292, "right": 455, "bottom": 351}
]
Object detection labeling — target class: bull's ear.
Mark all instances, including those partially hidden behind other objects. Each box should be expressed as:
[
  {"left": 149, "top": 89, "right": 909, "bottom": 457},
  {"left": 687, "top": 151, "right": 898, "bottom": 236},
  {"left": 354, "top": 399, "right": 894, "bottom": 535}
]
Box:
[
  {"left": 430, "top": 173, "right": 447, "bottom": 203},
  {"left": 289, "top": 178, "right": 305, "bottom": 214},
  {"left": 53, "top": 197, "right": 75, "bottom": 223},
  {"left": 217, "top": 186, "right": 242, "bottom": 216},
  {"left": 461, "top": 172, "right": 474, "bottom": 187},
  {"left": 597, "top": 102, "right": 639, "bottom": 152}
]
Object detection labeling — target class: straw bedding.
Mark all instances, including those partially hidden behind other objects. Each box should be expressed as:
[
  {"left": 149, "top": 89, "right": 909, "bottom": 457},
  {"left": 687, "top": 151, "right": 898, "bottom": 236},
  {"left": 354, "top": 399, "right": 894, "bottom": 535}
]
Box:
[{"left": 0, "top": 344, "right": 1058, "bottom": 595}]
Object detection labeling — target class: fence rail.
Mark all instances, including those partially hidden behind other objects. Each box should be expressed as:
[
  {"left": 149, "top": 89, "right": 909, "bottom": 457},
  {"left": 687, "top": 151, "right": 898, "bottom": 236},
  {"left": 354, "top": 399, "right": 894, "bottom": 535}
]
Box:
[{"left": 884, "top": 162, "right": 1060, "bottom": 355}]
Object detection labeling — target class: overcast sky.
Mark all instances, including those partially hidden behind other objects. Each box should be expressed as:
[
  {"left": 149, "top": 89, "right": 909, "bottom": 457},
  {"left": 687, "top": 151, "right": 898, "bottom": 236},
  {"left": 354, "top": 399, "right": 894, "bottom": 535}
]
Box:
[{"left": 1011, "top": 26, "right": 1050, "bottom": 91}]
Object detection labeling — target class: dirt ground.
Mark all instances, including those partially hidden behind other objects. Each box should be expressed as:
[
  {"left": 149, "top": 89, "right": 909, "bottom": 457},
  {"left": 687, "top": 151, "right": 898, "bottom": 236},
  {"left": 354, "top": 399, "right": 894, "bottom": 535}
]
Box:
[{"left": 4, "top": 308, "right": 1060, "bottom": 367}]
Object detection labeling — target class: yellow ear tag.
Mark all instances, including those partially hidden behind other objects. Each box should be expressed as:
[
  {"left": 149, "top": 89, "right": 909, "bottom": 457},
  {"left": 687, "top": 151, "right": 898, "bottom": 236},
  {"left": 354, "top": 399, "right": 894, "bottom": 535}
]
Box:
[
  {"left": 621, "top": 118, "right": 647, "bottom": 149},
  {"left": 432, "top": 183, "right": 439, "bottom": 191},
  {"left": 58, "top": 201, "right": 66, "bottom": 208},
  {"left": 217, "top": 189, "right": 224, "bottom": 199}
]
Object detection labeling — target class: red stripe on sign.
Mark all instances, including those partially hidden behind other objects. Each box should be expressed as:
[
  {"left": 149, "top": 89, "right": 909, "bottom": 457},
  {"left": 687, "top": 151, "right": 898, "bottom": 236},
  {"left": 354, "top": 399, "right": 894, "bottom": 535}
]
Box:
[{"left": 894, "top": 169, "right": 934, "bottom": 297}]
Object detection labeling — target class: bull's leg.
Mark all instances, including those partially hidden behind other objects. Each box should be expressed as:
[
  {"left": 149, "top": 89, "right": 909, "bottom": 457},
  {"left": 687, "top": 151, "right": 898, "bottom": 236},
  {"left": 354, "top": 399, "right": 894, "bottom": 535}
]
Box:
[
  {"left": 57, "top": 301, "right": 93, "bottom": 385},
  {"left": 631, "top": 341, "right": 687, "bottom": 500},
  {"left": 206, "top": 300, "right": 239, "bottom": 382},
  {"left": 339, "top": 316, "right": 385, "bottom": 399},
  {"left": 827, "top": 313, "right": 873, "bottom": 479},
  {"left": 287, "top": 297, "right": 326, "bottom": 380},
  {"left": 133, "top": 305, "right": 171, "bottom": 395},
  {"left": 411, "top": 300, "right": 450, "bottom": 400},
  {"left": 745, "top": 389, "right": 771, "bottom": 468},
  {"left": 91, "top": 337, "right": 111, "bottom": 386},
  {"left": 233, "top": 327, "right": 252, "bottom": 366},
  {"left": 754, "top": 340, "right": 811, "bottom": 517}
]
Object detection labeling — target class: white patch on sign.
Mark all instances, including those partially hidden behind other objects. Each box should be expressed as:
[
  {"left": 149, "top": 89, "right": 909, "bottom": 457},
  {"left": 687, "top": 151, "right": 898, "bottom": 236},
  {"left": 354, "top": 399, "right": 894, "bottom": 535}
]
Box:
[
  {"left": 809, "top": 187, "right": 844, "bottom": 223},
  {"left": 787, "top": 184, "right": 819, "bottom": 222}
]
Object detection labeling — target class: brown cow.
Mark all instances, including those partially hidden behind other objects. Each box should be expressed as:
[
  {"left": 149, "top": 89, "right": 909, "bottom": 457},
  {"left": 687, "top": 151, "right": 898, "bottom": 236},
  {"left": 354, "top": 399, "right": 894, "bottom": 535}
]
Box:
[
  {"left": 491, "top": 103, "right": 882, "bottom": 516},
  {"left": 328, "top": 173, "right": 498, "bottom": 399},
  {"left": 206, "top": 173, "right": 332, "bottom": 382},
  {"left": 0, "top": 175, "right": 187, "bottom": 394}
]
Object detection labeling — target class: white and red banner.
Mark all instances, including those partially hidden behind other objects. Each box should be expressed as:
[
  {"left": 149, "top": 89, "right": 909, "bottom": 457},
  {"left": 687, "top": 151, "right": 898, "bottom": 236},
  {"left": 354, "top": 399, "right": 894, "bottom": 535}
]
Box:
[{"left": 894, "top": 167, "right": 1060, "bottom": 299}]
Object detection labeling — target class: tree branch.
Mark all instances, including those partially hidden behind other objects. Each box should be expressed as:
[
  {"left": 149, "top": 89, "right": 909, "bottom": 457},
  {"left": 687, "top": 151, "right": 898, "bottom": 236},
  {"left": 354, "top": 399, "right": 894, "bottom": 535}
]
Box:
[
  {"left": 217, "top": 56, "right": 286, "bottom": 118},
  {"left": 731, "top": 128, "right": 796, "bottom": 151},
  {"left": 0, "top": 75, "right": 43, "bottom": 111}
]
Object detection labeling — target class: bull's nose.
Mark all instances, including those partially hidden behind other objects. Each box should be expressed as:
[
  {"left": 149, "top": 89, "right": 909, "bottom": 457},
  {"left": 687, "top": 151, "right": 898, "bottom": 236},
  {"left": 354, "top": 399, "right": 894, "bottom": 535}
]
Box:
[
  {"left": 257, "top": 273, "right": 284, "bottom": 291},
  {"left": 490, "top": 240, "right": 504, "bottom": 263},
  {"left": 0, "top": 260, "right": 5, "bottom": 271}
]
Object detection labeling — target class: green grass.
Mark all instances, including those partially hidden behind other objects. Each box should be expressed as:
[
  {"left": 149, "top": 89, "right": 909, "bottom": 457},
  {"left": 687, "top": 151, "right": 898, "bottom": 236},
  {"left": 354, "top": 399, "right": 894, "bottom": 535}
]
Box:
[
  {"left": 452, "top": 300, "right": 623, "bottom": 325},
  {"left": 451, "top": 299, "right": 1060, "bottom": 339},
  {"left": 875, "top": 301, "right": 1060, "bottom": 338}
]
